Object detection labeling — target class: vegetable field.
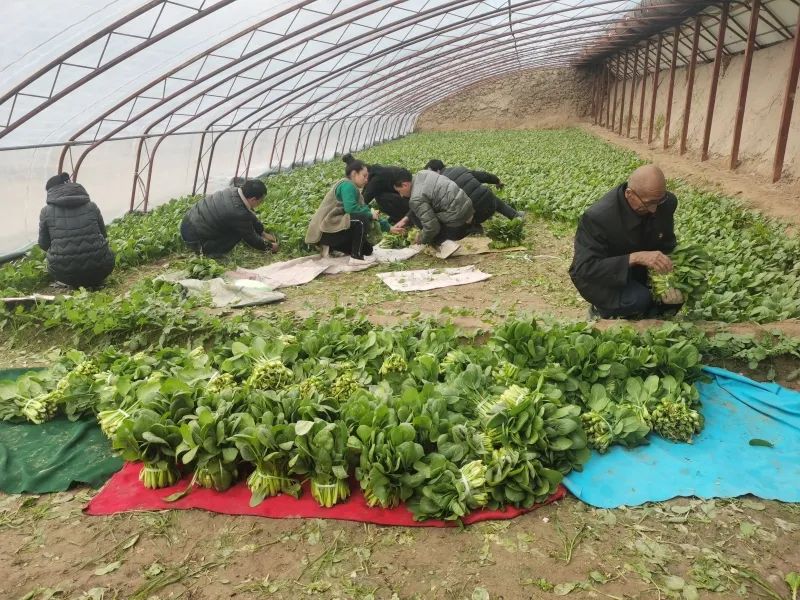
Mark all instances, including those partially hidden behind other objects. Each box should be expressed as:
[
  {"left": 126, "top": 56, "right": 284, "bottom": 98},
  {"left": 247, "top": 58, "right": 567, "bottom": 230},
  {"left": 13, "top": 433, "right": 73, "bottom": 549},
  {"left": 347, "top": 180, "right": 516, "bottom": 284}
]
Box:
[{"left": 1, "top": 129, "right": 799, "bottom": 600}]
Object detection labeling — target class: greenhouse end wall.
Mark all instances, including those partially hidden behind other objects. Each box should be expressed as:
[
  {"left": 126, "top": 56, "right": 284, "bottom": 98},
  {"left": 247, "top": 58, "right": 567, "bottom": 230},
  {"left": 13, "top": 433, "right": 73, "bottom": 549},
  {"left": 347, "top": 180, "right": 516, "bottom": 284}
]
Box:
[{"left": 416, "top": 68, "right": 592, "bottom": 132}]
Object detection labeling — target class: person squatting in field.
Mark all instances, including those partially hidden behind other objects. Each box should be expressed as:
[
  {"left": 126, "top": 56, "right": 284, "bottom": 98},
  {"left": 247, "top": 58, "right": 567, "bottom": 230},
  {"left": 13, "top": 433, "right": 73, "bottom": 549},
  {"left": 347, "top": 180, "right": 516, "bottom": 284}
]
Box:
[{"left": 569, "top": 164, "right": 683, "bottom": 319}]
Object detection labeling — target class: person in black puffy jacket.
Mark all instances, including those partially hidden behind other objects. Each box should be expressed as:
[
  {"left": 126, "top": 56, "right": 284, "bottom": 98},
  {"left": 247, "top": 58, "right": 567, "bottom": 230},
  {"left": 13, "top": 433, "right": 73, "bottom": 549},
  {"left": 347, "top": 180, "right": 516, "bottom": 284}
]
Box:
[
  {"left": 180, "top": 179, "right": 277, "bottom": 257},
  {"left": 425, "top": 159, "right": 523, "bottom": 227},
  {"left": 343, "top": 154, "right": 410, "bottom": 224},
  {"left": 38, "top": 173, "right": 115, "bottom": 288}
]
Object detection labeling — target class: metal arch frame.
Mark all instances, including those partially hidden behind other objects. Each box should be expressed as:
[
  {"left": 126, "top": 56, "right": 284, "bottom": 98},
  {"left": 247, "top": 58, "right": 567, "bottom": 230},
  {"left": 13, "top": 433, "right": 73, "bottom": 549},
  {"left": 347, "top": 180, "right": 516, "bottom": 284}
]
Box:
[
  {"left": 223, "top": 2, "right": 678, "bottom": 188},
  {"left": 201, "top": 0, "right": 621, "bottom": 188},
  {"left": 234, "top": 2, "right": 703, "bottom": 147},
  {"left": 590, "top": 0, "right": 796, "bottom": 71},
  {"left": 236, "top": 13, "right": 683, "bottom": 165},
  {"left": 234, "top": 15, "right": 623, "bottom": 175},
  {"left": 130, "top": 0, "right": 573, "bottom": 203},
  {"left": 0, "top": 0, "right": 238, "bottom": 140},
  {"left": 59, "top": 0, "right": 351, "bottom": 173},
  {"left": 67, "top": 0, "right": 400, "bottom": 176}
]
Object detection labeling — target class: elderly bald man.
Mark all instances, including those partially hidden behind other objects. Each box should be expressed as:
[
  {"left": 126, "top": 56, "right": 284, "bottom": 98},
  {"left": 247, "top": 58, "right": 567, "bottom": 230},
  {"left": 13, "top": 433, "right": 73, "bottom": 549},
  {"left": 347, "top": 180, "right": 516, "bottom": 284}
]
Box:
[{"left": 569, "top": 165, "right": 683, "bottom": 319}]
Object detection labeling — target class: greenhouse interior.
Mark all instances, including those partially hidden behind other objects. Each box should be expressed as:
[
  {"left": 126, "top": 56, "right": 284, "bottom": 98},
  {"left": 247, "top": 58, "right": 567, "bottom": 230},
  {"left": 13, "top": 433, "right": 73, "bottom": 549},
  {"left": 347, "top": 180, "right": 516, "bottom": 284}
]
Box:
[{"left": 1, "top": 0, "right": 799, "bottom": 598}]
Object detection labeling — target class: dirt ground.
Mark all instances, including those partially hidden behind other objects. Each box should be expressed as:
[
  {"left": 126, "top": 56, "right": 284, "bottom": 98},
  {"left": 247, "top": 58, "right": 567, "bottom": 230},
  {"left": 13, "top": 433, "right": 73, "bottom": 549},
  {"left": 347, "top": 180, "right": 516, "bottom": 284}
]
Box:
[
  {"left": 2, "top": 211, "right": 800, "bottom": 600},
  {"left": 2, "top": 489, "right": 799, "bottom": 600}
]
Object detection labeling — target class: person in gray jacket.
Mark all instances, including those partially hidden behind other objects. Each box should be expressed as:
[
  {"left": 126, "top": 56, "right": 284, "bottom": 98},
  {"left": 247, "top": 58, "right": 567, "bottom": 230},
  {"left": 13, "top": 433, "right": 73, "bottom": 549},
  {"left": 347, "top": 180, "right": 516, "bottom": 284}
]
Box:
[
  {"left": 38, "top": 173, "right": 115, "bottom": 288},
  {"left": 392, "top": 169, "right": 474, "bottom": 245},
  {"left": 180, "top": 179, "right": 277, "bottom": 257}
]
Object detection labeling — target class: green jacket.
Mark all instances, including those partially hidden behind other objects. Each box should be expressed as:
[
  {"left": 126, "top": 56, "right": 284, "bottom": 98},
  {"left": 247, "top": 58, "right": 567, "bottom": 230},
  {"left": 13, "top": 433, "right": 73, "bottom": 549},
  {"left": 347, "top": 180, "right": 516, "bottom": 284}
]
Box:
[{"left": 305, "top": 179, "right": 388, "bottom": 245}]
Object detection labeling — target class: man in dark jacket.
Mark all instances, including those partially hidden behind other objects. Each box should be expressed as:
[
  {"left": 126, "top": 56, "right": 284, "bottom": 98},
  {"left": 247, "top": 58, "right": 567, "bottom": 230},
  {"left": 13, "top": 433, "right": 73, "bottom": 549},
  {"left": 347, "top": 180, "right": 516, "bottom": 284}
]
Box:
[
  {"left": 38, "top": 173, "right": 115, "bottom": 288},
  {"left": 569, "top": 165, "right": 683, "bottom": 319},
  {"left": 180, "top": 179, "right": 277, "bottom": 257},
  {"left": 425, "top": 159, "right": 523, "bottom": 225}
]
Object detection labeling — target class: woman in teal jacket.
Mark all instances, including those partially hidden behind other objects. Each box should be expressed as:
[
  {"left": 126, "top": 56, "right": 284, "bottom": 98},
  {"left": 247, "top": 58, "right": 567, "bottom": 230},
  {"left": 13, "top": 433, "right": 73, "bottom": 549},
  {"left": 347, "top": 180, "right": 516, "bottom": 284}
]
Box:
[{"left": 305, "top": 157, "right": 405, "bottom": 264}]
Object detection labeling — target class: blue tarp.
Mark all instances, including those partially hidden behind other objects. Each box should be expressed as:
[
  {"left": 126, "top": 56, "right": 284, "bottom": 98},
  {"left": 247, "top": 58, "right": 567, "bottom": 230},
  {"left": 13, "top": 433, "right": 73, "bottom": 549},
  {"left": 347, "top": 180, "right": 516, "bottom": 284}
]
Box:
[{"left": 563, "top": 367, "right": 800, "bottom": 508}]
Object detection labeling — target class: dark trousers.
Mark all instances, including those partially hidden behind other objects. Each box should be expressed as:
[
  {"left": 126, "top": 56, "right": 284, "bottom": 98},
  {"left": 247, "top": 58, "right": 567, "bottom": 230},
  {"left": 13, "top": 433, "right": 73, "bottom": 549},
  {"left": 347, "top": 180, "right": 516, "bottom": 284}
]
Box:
[
  {"left": 181, "top": 220, "right": 239, "bottom": 258},
  {"left": 473, "top": 195, "right": 520, "bottom": 225},
  {"left": 594, "top": 267, "right": 682, "bottom": 319},
  {"left": 408, "top": 214, "right": 471, "bottom": 245},
  {"left": 495, "top": 199, "right": 520, "bottom": 220},
  {"left": 318, "top": 213, "right": 373, "bottom": 259},
  {"left": 373, "top": 192, "right": 409, "bottom": 224},
  {"left": 49, "top": 264, "right": 114, "bottom": 289}
]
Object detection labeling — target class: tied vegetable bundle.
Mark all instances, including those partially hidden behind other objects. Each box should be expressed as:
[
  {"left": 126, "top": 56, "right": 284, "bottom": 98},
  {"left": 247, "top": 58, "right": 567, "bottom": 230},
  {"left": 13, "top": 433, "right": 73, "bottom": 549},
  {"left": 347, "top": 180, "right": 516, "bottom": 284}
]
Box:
[
  {"left": 484, "top": 217, "right": 524, "bottom": 249},
  {"left": 650, "top": 243, "right": 712, "bottom": 304}
]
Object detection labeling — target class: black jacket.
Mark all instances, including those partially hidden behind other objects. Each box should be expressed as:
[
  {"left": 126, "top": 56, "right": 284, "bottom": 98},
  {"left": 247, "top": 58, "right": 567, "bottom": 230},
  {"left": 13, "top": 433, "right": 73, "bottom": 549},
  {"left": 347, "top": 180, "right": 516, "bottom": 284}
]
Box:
[
  {"left": 440, "top": 166, "right": 501, "bottom": 224},
  {"left": 181, "top": 187, "right": 268, "bottom": 251},
  {"left": 363, "top": 163, "right": 409, "bottom": 223},
  {"left": 38, "top": 183, "right": 115, "bottom": 286},
  {"left": 569, "top": 183, "right": 677, "bottom": 309}
]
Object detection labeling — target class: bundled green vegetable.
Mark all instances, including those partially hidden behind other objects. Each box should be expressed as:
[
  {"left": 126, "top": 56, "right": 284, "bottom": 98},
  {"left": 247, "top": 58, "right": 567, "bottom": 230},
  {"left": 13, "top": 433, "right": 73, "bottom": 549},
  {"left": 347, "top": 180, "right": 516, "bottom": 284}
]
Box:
[
  {"left": 650, "top": 243, "right": 712, "bottom": 303},
  {"left": 113, "top": 408, "right": 183, "bottom": 489},
  {"left": 234, "top": 413, "right": 299, "bottom": 506},
  {"left": 484, "top": 217, "right": 524, "bottom": 249},
  {"left": 352, "top": 422, "right": 426, "bottom": 508},
  {"left": 407, "top": 453, "right": 488, "bottom": 521},
  {"left": 290, "top": 419, "right": 352, "bottom": 507},
  {"left": 245, "top": 358, "right": 294, "bottom": 391},
  {"left": 485, "top": 447, "right": 562, "bottom": 508},
  {"left": 177, "top": 403, "right": 249, "bottom": 491}
]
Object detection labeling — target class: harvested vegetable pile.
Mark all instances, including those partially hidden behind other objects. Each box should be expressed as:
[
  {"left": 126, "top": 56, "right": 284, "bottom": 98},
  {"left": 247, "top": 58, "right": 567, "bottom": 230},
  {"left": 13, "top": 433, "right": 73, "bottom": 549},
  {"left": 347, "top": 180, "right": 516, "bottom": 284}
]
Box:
[
  {"left": 379, "top": 231, "right": 412, "bottom": 249},
  {"left": 178, "top": 255, "right": 226, "bottom": 280},
  {"left": 0, "top": 313, "right": 709, "bottom": 521},
  {"left": 484, "top": 217, "right": 525, "bottom": 249}
]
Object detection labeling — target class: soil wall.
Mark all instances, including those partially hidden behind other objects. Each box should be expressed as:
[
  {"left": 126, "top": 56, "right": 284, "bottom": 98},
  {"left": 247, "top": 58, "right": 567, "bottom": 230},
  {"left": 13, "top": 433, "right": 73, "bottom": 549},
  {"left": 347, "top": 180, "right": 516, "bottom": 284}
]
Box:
[
  {"left": 607, "top": 38, "right": 800, "bottom": 180},
  {"left": 416, "top": 68, "right": 592, "bottom": 131},
  {"left": 418, "top": 39, "right": 800, "bottom": 181}
]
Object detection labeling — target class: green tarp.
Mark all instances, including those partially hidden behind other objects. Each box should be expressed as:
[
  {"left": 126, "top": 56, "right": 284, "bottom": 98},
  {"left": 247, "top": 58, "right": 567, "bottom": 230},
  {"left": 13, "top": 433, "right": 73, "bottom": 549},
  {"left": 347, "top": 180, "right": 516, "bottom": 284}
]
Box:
[{"left": 0, "top": 368, "right": 123, "bottom": 494}]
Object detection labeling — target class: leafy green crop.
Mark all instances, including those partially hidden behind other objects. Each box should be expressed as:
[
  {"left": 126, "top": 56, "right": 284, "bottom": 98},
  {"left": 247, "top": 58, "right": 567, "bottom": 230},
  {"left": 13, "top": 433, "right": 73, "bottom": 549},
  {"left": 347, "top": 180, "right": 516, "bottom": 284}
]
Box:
[
  {"left": 6, "top": 312, "right": 764, "bottom": 519},
  {"left": 650, "top": 243, "right": 711, "bottom": 304},
  {"left": 484, "top": 217, "right": 525, "bottom": 249}
]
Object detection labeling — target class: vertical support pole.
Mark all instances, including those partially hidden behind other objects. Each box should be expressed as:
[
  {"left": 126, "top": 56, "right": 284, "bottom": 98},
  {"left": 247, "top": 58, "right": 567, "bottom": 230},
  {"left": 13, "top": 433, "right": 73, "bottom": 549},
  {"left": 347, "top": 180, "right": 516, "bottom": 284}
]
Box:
[
  {"left": 731, "top": 0, "right": 761, "bottom": 169},
  {"left": 638, "top": 40, "right": 650, "bottom": 140},
  {"left": 664, "top": 26, "right": 680, "bottom": 149},
  {"left": 313, "top": 121, "right": 329, "bottom": 162},
  {"left": 619, "top": 51, "right": 630, "bottom": 135},
  {"left": 648, "top": 34, "right": 664, "bottom": 144},
  {"left": 772, "top": 6, "right": 800, "bottom": 181},
  {"left": 290, "top": 122, "right": 307, "bottom": 167},
  {"left": 597, "top": 65, "right": 606, "bottom": 125},
  {"left": 592, "top": 68, "right": 603, "bottom": 125},
  {"left": 378, "top": 115, "right": 391, "bottom": 141},
  {"left": 605, "top": 65, "right": 612, "bottom": 127},
  {"left": 681, "top": 16, "right": 702, "bottom": 155},
  {"left": 627, "top": 46, "right": 640, "bottom": 137},
  {"left": 611, "top": 58, "right": 620, "bottom": 132},
  {"left": 701, "top": 2, "right": 730, "bottom": 161}
]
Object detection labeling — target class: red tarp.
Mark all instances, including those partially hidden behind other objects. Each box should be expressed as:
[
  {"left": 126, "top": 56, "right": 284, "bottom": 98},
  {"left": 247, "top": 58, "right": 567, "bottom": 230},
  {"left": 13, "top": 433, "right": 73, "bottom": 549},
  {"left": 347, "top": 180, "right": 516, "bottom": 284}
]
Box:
[{"left": 86, "top": 462, "right": 565, "bottom": 527}]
